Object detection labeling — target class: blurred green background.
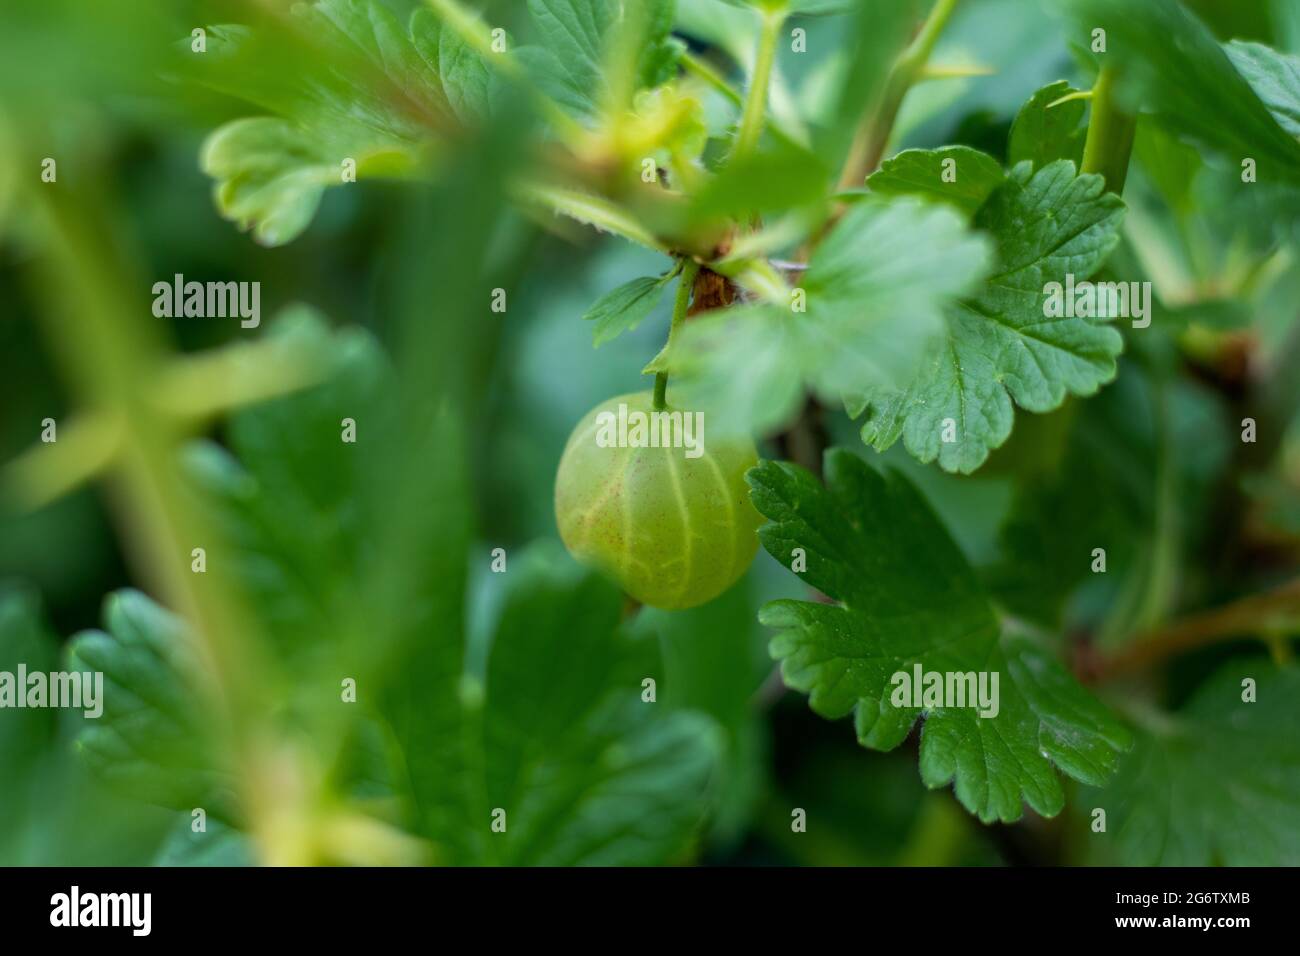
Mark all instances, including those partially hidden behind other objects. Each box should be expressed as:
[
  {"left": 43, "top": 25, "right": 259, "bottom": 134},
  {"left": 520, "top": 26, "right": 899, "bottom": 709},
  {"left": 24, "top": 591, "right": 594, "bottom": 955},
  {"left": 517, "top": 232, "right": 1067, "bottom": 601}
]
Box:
[{"left": 2, "top": 0, "right": 1298, "bottom": 866}]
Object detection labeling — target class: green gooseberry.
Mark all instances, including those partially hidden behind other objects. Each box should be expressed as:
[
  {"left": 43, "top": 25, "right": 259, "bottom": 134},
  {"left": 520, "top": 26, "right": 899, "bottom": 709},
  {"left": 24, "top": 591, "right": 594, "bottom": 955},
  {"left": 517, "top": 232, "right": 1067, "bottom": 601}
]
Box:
[{"left": 554, "top": 390, "right": 762, "bottom": 610}]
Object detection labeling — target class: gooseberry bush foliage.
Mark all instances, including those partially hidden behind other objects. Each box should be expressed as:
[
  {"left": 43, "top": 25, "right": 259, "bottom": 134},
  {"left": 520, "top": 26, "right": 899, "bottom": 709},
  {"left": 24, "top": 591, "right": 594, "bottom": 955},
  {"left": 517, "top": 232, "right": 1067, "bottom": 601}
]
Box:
[{"left": 3, "top": 0, "right": 1300, "bottom": 866}]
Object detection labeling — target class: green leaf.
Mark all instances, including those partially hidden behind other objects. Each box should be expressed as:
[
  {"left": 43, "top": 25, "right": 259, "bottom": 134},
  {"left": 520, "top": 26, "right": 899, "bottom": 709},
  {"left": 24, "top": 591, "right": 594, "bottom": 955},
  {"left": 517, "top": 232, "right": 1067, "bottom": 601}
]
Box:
[
  {"left": 475, "top": 547, "right": 723, "bottom": 864},
  {"left": 521, "top": 0, "right": 677, "bottom": 120},
  {"left": 866, "top": 147, "right": 1006, "bottom": 216},
  {"left": 990, "top": 366, "right": 1231, "bottom": 636},
  {"left": 852, "top": 160, "right": 1126, "bottom": 474},
  {"left": 1131, "top": 121, "right": 1202, "bottom": 216},
  {"left": 636, "top": 576, "right": 774, "bottom": 846},
  {"left": 0, "top": 586, "right": 59, "bottom": 849},
  {"left": 183, "top": 3, "right": 449, "bottom": 129},
  {"left": 0, "top": 587, "right": 57, "bottom": 764},
  {"left": 374, "top": 415, "right": 476, "bottom": 860},
  {"left": 0, "top": 589, "right": 181, "bottom": 865},
  {"left": 717, "top": 0, "right": 854, "bottom": 12},
  {"left": 674, "top": 196, "right": 991, "bottom": 435},
  {"left": 686, "top": 138, "right": 831, "bottom": 223},
  {"left": 189, "top": 1, "right": 447, "bottom": 245},
  {"left": 410, "top": 8, "right": 492, "bottom": 123},
  {"left": 178, "top": 307, "right": 473, "bottom": 853},
  {"left": 189, "top": 314, "right": 719, "bottom": 864},
  {"left": 201, "top": 117, "right": 416, "bottom": 247},
  {"left": 747, "top": 450, "right": 1133, "bottom": 823},
  {"left": 1066, "top": 0, "right": 1300, "bottom": 182},
  {"left": 183, "top": 309, "right": 393, "bottom": 658},
  {"left": 1130, "top": 121, "right": 1300, "bottom": 274},
  {"left": 66, "top": 590, "right": 231, "bottom": 814},
  {"left": 528, "top": 0, "right": 617, "bottom": 89},
  {"left": 583, "top": 274, "right": 671, "bottom": 347},
  {"left": 153, "top": 817, "right": 255, "bottom": 867},
  {"left": 314, "top": 0, "right": 430, "bottom": 88},
  {"left": 801, "top": 198, "right": 992, "bottom": 367},
  {"left": 637, "top": 0, "right": 681, "bottom": 89},
  {"left": 1092, "top": 662, "right": 1300, "bottom": 865},
  {"left": 1225, "top": 40, "right": 1300, "bottom": 139},
  {"left": 668, "top": 302, "right": 805, "bottom": 432},
  {"left": 184, "top": 312, "right": 720, "bottom": 863},
  {"left": 1008, "top": 80, "right": 1087, "bottom": 171}
]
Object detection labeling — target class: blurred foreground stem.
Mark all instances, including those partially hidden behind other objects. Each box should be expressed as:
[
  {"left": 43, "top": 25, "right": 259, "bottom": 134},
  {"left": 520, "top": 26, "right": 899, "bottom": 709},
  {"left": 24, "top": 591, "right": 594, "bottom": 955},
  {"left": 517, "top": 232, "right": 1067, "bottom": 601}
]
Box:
[{"left": 22, "top": 175, "right": 285, "bottom": 861}]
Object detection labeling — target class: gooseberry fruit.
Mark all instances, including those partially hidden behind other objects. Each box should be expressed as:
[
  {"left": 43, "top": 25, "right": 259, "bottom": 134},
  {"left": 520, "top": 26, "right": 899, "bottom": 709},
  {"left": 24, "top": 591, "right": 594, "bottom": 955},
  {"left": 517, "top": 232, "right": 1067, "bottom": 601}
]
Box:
[{"left": 555, "top": 390, "right": 762, "bottom": 610}]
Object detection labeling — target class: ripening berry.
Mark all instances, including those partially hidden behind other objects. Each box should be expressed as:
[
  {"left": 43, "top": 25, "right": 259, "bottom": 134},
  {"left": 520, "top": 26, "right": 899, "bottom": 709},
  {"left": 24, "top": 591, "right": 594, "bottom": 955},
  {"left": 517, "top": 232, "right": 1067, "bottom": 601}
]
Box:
[{"left": 555, "top": 391, "right": 761, "bottom": 610}]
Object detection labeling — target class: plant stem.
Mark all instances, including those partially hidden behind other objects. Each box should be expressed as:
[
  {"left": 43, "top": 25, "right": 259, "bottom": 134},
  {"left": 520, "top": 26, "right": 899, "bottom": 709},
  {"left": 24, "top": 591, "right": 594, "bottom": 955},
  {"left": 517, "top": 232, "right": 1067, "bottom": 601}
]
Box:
[
  {"left": 654, "top": 258, "right": 702, "bottom": 409},
  {"left": 681, "top": 51, "right": 744, "bottom": 109},
  {"left": 1095, "top": 577, "right": 1300, "bottom": 681},
  {"left": 1080, "top": 65, "right": 1137, "bottom": 194},
  {"left": 837, "top": 0, "right": 963, "bottom": 190},
  {"left": 23, "top": 178, "right": 282, "bottom": 855},
  {"left": 732, "top": 5, "right": 786, "bottom": 161}
]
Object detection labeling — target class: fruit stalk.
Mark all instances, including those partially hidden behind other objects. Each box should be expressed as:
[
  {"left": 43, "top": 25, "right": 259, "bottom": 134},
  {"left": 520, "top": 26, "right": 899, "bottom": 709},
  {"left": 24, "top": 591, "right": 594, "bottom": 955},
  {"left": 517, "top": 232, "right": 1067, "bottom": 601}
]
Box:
[{"left": 654, "top": 258, "right": 702, "bottom": 410}]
